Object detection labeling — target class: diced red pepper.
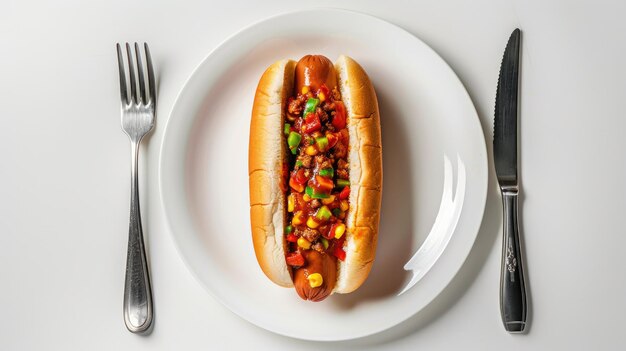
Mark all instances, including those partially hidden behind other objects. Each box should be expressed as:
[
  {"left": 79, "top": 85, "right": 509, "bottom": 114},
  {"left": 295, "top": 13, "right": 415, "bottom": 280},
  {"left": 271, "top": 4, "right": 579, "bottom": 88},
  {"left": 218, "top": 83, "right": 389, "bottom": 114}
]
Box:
[
  {"left": 317, "top": 84, "right": 330, "bottom": 100},
  {"left": 319, "top": 225, "right": 331, "bottom": 239},
  {"left": 286, "top": 252, "right": 305, "bottom": 266},
  {"left": 326, "top": 133, "right": 338, "bottom": 149},
  {"left": 330, "top": 235, "right": 346, "bottom": 260},
  {"left": 325, "top": 224, "right": 339, "bottom": 240},
  {"left": 315, "top": 175, "right": 334, "bottom": 192},
  {"left": 286, "top": 233, "right": 298, "bottom": 243},
  {"left": 332, "top": 236, "right": 346, "bottom": 261},
  {"left": 289, "top": 177, "right": 305, "bottom": 193},
  {"left": 332, "top": 101, "right": 346, "bottom": 130},
  {"left": 333, "top": 247, "right": 346, "bottom": 261},
  {"left": 339, "top": 186, "right": 350, "bottom": 200},
  {"left": 294, "top": 168, "right": 309, "bottom": 185},
  {"left": 293, "top": 193, "right": 307, "bottom": 211},
  {"left": 302, "top": 113, "right": 322, "bottom": 133}
]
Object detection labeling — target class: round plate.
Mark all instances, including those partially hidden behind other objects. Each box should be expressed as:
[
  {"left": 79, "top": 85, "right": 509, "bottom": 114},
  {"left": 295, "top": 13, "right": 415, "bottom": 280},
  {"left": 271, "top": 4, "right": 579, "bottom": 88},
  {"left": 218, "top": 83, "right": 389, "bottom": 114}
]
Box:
[{"left": 159, "top": 9, "right": 487, "bottom": 341}]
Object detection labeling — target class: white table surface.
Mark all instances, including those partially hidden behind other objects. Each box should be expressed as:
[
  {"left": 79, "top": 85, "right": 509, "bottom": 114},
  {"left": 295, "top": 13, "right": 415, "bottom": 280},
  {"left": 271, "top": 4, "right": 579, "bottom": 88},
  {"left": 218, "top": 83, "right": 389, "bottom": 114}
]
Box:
[{"left": 2, "top": 0, "right": 625, "bottom": 350}]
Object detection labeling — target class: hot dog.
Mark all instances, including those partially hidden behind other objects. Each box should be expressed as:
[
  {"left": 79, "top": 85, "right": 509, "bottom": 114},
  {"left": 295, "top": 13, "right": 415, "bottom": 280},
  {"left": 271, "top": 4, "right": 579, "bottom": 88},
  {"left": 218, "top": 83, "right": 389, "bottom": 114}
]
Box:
[{"left": 249, "top": 55, "right": 382, "bottom": 301}]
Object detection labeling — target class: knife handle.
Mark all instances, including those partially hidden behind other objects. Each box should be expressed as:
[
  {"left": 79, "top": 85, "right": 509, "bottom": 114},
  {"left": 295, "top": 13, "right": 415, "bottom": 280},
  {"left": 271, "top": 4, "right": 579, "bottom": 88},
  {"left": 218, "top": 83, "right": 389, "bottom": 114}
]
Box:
[{"left": 499, "top": 186, "right": 527, "bottom": 333}]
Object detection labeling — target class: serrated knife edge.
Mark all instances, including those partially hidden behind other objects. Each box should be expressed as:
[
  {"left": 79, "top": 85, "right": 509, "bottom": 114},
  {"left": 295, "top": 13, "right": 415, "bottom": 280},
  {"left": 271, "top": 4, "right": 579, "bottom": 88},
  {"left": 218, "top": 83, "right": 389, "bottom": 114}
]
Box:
[{"left": 494, "top": 28, "right": 520, "bottom": 186}]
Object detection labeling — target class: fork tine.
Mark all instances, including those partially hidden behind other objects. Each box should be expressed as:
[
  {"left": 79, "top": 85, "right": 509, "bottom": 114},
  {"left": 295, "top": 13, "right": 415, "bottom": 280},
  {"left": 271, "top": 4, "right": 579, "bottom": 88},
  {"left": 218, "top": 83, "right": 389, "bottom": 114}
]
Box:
[
  {"left": 125, "top": 43, "right": 137, "bottom": 103},
  {"left": 116, "top": 44, "right": 128, "bottom": 104},
  {"left": 144, "top": 43, "right": 156, "bottom": 105},
  {"left": 134, "top": 43, "right": 147, "bottom": 103}
]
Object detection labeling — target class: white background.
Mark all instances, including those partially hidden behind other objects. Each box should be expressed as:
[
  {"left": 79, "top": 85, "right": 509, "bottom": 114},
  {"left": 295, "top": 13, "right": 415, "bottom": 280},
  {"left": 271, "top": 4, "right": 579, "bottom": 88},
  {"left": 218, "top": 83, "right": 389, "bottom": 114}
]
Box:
[{"left": 1, "top": 0, "right": 625, "bottom": 350}]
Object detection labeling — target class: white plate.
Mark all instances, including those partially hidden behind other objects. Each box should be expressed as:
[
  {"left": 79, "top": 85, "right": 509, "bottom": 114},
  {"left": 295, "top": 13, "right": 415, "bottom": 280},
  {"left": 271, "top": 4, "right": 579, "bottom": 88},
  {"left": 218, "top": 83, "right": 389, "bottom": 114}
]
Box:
[{"left": 159, "top": 9, "right": 487, "bottom": 341}]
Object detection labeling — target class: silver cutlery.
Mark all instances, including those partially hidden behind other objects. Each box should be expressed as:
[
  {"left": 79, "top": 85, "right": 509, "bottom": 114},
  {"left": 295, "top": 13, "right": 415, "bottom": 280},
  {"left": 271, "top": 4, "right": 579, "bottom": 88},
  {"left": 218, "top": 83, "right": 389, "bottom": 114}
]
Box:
[
  {"left": 116, "top": 42, "right": 155, "bottom": 333},
  {"left": 494, "top": 29, "right": 527, "bottom": 333}
]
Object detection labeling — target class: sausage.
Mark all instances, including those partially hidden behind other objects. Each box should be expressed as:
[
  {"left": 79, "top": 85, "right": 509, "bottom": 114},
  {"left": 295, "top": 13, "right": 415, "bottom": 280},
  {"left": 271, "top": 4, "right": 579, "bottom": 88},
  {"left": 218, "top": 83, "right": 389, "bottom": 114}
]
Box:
[
  {"left": 294, "top": 55, "right": 338, "bottom": 92},
  {"left": 292, "top": 55, "right": 340, "bottom": 301},
  {"left": 294, "top": 250, "right": 337, "bottom": 302}
]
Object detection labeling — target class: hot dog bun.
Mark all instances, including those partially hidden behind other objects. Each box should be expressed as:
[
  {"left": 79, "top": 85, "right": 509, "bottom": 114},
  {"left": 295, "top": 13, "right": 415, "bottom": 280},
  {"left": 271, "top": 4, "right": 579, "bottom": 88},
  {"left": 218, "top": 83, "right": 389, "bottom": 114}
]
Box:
[
  {"left": 249, "top": 59, "right": 296, "bottom": 288},
  {"left": 248, "top": 55, "right": 382, "bottom": 294}
]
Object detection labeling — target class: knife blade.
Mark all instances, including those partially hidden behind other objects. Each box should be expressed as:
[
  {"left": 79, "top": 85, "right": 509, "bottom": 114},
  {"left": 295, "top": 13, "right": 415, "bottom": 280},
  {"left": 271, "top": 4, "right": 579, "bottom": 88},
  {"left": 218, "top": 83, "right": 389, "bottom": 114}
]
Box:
[
  {"left": 494, "top": 28, "right": 527, "bottom": 333},
  {"left": 495, "top": 29, "right": 520, "bottom": 185}
]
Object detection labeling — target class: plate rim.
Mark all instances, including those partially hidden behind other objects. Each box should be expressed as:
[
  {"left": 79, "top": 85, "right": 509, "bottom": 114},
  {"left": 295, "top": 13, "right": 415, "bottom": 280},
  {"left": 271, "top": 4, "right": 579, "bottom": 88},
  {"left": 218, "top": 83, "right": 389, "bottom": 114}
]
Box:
[{"left": 158, "top": 8, "right": 488, "bottom": 341}]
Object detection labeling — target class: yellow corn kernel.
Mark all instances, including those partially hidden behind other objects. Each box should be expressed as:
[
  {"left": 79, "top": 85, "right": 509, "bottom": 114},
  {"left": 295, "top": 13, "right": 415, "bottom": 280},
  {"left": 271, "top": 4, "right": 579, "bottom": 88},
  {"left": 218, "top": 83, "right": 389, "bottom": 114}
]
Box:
[
  {"left": 297, "top": 237, "right": 311, "bottom": 249},
  {"left": 321, "top": 195, "right": 335, "bottom": 205},
  {"left": 305, "top": 145, "right": 318, "bottom": 156},
  {"left": 306, "top": 216, "right": 320, "bottom": 229},
  {"left": 307, "top": 273, "right": 323, "bottom": 288},
  {"left": 303, "top": 194, "right": 311, "bottom": 202},
  {"left": 340, "top": 200, "right": 349, "bottom": 212},
  {"left": 301, "top": 86, "right": 310, "bottom": 95},
  {"left": 287, "top": 194, "right": 295, "bottom": 212},
  {"left": 292, "top": 211, "right": 304, "bottom": 226},
  {"left": 334, "top": 223, "right": 346, "bottom": 239},
  {"left": 318, "top": 92, "right": 326, "bottom": 102}
]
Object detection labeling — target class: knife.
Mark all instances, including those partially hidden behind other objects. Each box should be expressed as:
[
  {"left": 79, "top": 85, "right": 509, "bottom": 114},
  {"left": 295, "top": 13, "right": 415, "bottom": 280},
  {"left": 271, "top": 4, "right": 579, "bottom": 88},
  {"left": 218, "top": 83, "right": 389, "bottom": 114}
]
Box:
[{"left": 494, "top": 28, "right": 527, "bottom": 333}]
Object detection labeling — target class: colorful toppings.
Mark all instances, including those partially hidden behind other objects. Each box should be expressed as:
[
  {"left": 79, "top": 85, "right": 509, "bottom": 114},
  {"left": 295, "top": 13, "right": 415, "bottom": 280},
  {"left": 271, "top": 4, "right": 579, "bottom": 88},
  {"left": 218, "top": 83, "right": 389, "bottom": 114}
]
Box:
[
  {"left": 304, "top": 98, "right": 320, "bottom": 116},
  {"left": 336, "top": 179, "right": 350, "bottom": 188},
  {"left": 283, "top": 84, "right": 350, "bottom": 280},
  {"left": 307, "top": 273, "right": 323, "bottom": 288},
  {"left": 331, "top": 223, "right": 346, "bottom": 239},
  {"left": 319, "top": 167, "right": 333, "bottom": 177},
  {"left": 302, "top": 112, "right": 322, "bottom": 134},
  {"left": 331, "top": 101, "right": 347, "bottom": 130},
  {"left": 289, "top": 177, "right": 304, "bottom": 193},
  {"left": 315, "top": 206, "right": 332, "bottom": 221},
  {"left": 287, "top": 131, "right": 302, "bottom": 155},
  {"left": 305, "top": 186, "right": 330, "bottom": 199},
  {"left": 297, "top": 237, "right": 312, "bottom": 249},
  {"left": 315, "top": 136, "right": 329, "bottom": 152},
  {"left": 286, "top": 252, "right": 305, "bottom": 266},
  {"left": 339, "top": 186, "right": 350, "bottom": 200}
]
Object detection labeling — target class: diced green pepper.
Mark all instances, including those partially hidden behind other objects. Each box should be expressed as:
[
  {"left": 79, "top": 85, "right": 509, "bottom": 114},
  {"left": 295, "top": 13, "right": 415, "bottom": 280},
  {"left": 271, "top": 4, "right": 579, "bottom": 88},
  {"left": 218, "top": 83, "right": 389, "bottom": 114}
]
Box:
[
  {"left": 337, "top": 179, "right": 350, "bottom": 188},
  {"left": 295, "top": 160, "right": 303, "bottom": 167},
  {"left": 315, "top": 136, "right": 329, "bottom": 151},
  {"left": 315, "top": 206, "right": 332, "bottom": 221},
  {"left": 332, "top": 208, "right": 341, "bottom": 217},
  {"left": 288, "top": 132, "right": 301, "bottom": 154},
  {"left": 288, "top": 131, "right": 301, "bottom": 148},
  {"left": 284, "top": 225, "right": 293, "bottom": 234},
  {"left": 304, "top": 98, "right": 320, "bottom": 116},
  {"left": 305, "top": 186, "right": 330, "bottom": 199},
  {"left": 320, "top": 237, "right": 329, "bottom": 250},
  {"left": 319, "top": 167, "right": 334, "bottom": 178},
  {"left": 284, "top": 123, "right": 291, "bottom": 135}
]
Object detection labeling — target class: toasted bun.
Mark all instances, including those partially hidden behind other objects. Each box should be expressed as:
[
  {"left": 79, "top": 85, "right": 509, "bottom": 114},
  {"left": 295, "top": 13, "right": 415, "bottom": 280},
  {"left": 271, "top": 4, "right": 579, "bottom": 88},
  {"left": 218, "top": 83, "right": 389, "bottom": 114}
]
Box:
[
  {"left": 249, "top": 59, "right": 296, "bottom": 288},
  {"left": 249, "top": 55, "right": 382, "bottom": 294},
  {"left": 333, "top": 55, "right": 382, "bottom": 293}
]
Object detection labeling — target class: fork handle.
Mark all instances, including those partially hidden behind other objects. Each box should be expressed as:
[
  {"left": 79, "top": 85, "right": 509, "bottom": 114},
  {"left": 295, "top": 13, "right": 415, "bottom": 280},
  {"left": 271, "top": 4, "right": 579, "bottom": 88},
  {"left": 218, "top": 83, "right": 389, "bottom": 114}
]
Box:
[
  {"left": 499, "top": 186, "right": 527, "bottom": 333},
  {"left": 123, "top": 141, "right": 153, "bottom": 333}
]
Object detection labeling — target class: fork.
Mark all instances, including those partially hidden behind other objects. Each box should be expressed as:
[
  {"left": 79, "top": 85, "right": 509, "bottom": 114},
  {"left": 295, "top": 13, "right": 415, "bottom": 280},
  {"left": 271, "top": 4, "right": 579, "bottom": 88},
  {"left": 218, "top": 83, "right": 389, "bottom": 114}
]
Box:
[{"left": 116, "top": 42, "right": 155, "bottom": 333}]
